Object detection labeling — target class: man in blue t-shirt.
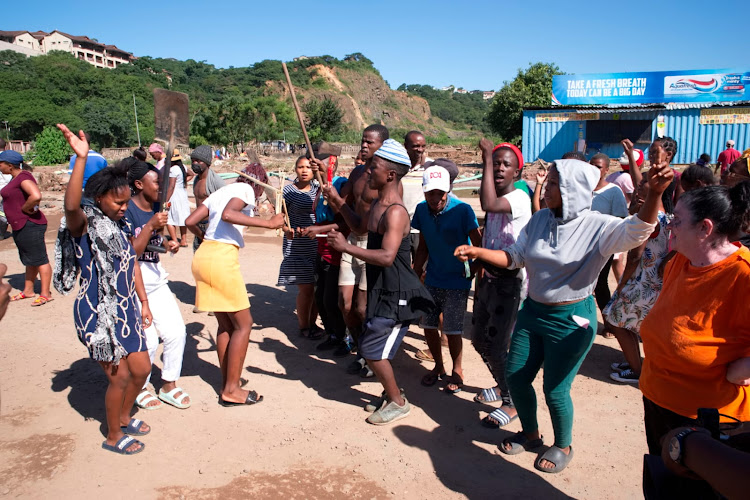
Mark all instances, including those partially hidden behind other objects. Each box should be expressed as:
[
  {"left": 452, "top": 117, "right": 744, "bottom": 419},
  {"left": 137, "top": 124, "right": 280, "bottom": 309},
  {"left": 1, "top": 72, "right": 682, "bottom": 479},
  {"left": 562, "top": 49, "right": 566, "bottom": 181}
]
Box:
[
  {"left": 411, "top": 165, "right": 481, "bottom": 394},
  {"left": 68, "top": 132, "right": 107, "bottom": 188}
]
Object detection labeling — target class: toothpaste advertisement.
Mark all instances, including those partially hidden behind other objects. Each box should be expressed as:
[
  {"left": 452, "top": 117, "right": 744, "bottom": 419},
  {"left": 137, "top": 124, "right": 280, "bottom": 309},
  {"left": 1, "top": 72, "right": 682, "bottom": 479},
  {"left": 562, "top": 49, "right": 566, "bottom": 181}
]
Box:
[{"left": 552, "top": 69, "right": 750, "bottom": 105}]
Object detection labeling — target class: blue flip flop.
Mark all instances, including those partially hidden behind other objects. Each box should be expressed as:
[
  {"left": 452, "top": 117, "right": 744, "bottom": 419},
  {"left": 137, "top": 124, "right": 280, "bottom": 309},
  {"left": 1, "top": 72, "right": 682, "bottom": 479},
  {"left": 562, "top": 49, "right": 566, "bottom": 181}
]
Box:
[
  {"left": 121, "top": 418, "right": 150, "bottom": 436},
  {"left": 102, "top": 435, "right": 145, "bottom": 455}
]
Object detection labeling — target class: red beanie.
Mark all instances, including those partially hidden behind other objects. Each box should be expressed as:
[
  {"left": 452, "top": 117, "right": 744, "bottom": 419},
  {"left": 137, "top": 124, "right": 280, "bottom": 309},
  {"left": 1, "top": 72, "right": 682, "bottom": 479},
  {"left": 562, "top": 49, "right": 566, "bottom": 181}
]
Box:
[{"left": 492, "top": 143, "right": 524, "bottom": 172}]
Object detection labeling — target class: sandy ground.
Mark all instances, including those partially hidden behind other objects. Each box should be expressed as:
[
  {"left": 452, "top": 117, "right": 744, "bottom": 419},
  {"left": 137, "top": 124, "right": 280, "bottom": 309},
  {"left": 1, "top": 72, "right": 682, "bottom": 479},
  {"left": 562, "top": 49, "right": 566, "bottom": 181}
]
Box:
[{"left": 0, "top": 211, "right": 648, "bottom": 500}]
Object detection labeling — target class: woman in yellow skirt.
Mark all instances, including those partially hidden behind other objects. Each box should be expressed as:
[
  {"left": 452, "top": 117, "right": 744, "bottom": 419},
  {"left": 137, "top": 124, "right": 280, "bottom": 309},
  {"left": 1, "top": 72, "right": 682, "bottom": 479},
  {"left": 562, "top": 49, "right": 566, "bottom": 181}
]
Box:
[{"left": 186, "top": 181, "right": 284, "bottom": 406}]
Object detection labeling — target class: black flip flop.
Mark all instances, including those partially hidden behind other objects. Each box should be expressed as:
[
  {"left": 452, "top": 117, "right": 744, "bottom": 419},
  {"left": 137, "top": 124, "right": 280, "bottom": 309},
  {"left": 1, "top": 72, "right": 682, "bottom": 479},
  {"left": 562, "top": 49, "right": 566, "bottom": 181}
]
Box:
[
  {"left": 421, "top": 372, "right": 446, "bottom": 387},
  {"left": 219, "top": 390, "right": 263, "bottom": 406},
  {"left": 534, "top": 445, "right": 574, "bottom": 473}
]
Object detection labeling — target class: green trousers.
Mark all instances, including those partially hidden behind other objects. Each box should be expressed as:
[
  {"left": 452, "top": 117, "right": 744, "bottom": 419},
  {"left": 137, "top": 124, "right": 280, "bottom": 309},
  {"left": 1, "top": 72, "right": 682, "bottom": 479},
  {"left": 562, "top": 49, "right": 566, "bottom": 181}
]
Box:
[{"left": 506, "top": 295, "right": 597, "bottom": 448}]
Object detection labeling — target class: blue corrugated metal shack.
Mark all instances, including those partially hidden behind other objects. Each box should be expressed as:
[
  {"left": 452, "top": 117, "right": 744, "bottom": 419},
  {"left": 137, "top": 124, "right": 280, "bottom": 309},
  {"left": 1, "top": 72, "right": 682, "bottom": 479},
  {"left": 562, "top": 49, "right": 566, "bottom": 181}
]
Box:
[{"left": 522, "top": 103, "right": 750, "bottom": 164}]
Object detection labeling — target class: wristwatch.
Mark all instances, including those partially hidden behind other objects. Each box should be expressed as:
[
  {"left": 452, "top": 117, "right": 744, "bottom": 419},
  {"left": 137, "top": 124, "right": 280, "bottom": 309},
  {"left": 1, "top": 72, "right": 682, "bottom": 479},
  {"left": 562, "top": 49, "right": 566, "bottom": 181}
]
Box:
[{"left": 668, "top": 427, "right": 697, "bottom": 465}]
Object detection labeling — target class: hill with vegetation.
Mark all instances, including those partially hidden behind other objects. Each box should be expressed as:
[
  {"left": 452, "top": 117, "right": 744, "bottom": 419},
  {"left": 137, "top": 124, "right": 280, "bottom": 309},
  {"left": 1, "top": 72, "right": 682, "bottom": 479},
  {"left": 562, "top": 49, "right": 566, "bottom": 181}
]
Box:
[{"left": 0, "top": 50, "right": 492, "bottom": 157}]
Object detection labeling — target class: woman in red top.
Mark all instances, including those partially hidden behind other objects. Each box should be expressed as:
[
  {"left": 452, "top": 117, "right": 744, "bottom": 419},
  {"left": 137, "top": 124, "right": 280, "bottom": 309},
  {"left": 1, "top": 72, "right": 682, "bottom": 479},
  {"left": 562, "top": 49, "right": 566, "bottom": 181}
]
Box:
[{"left": 0, "top": 150, "right": 52, "bottom": 306}]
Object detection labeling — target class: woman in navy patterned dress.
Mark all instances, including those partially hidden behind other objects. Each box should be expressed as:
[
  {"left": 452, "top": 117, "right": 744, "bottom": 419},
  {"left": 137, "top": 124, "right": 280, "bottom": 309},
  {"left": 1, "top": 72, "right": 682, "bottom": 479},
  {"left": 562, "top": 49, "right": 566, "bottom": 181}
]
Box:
[
  {"left": 277, "top": 156, "right": 320, "bottom": 338},
  {"left": 55, "top": 124, "right": 152, "bottom": 455}
]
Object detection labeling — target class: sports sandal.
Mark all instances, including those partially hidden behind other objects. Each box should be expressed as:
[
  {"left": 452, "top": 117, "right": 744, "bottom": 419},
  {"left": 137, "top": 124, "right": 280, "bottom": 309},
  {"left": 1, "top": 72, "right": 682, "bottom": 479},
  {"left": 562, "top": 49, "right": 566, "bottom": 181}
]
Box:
[
  {"left": 534, "top": 445, "right": 574, "bottom": 474},
  {"left": 499, "top": 431, "right": 544, "bottom": 455},
  {"left": 31, "top": 295, "right": 53, "bottom": 306},
  {"left": 158, "top": 387, "right": 191, "bottom": 409},
  {"left": 482, "top": 407, "right": 518, "bottom": 428},
  {"left": 474, "top": 387, "right": 502, "bottom": 403},
  {"left": 102, "top": 435, "right": 145, "bottom": 455},
  {"left": 219, "top": 390, "right": 263, "bottom": 406},
  {"left": 135, "top": 391, "right": 162, "bottom": 410},
  {"left": 10, "top": 292, "right": 34, "bottom": 302},
  {"left": 121, "top": 418, "right": 150, "bottom": 436},
  {"left": 415, "top": 348, "right": 435, "bottom": 362}
]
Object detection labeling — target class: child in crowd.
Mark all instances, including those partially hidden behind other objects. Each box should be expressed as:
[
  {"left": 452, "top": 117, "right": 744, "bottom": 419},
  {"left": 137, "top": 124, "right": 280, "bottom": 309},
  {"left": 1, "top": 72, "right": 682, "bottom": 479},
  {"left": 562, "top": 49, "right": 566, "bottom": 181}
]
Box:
[
  {"left": 166, "top": 150, "right": 193, "bottom": 247},
  {"left": 186, "top": 182, "right": 285, "bottom": 406},
  {"left": 327, "top": 139, "right": 434, "bottom": 425},
  {"left": 412, "top": 163, "right": 481, "bottom": 394},
  {"left": 124, "top": 159, "right": 191, "bottom": 410},
  {"left": 277, "top": 156, "right": 321, "bottom": 339},
  {"left": 680, "top": 163, "right": 717, "bottom": 192},
  {"left": 606, "top": 138, "right": 677, "bottom": 384},
  {"left": 456, "top": 157, "right": 673, "bottom": 473},
  {"left": 299, "top": 150, "right": 350, "bottom": 356},
  {"left": 469, "top": 139, "right": 531, "bottom": 430}
]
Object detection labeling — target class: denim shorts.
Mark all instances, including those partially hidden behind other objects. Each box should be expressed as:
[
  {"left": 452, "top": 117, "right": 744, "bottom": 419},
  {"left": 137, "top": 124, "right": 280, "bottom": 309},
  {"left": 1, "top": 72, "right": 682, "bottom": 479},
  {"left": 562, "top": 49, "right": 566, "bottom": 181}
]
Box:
[{"left": 419, "top": 285, "right": 469, "bottom": 335}]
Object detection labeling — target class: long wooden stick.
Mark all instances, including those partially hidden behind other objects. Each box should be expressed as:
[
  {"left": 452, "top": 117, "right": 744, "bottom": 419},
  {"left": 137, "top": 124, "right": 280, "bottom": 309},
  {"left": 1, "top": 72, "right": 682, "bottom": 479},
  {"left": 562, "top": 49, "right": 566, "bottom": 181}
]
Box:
[{"left": 281, "top": 62, "right": 325, "bottom": 186}]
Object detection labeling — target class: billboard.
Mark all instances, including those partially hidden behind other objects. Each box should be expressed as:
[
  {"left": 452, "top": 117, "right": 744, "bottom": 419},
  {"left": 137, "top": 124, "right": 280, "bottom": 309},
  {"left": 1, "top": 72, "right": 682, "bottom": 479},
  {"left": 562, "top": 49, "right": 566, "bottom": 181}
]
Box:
[{"left": 552, "top": 69, "right": 750, "bottom": 106}]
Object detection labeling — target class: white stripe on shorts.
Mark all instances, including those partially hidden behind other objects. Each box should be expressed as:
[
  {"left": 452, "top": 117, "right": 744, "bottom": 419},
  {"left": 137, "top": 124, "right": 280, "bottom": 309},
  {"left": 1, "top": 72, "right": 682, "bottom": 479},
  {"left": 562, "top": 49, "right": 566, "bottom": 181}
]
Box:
[{"left": 381, "top": 322, "right": 403, "bottom": 360}]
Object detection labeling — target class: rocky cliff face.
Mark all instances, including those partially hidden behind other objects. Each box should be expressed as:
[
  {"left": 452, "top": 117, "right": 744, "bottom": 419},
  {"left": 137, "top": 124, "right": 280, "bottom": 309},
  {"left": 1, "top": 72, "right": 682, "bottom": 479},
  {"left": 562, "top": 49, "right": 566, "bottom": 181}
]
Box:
[{"left": 267, "top": 65, "right": 453, "bottom": 136}]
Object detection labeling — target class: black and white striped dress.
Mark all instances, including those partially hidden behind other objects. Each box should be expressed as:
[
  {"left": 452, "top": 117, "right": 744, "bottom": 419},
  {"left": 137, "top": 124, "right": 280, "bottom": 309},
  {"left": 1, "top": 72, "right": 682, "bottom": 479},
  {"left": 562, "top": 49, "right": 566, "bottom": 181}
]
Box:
[{"left": 277, "top": 180, "right": 319, "bottom": 286}]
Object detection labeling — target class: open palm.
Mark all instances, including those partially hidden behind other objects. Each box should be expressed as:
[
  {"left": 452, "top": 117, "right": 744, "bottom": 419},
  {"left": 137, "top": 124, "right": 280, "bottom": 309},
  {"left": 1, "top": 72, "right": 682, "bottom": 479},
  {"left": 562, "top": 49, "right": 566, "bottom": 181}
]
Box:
[{"left": 56, "top": 124, "right": 89, "bottom": 158}]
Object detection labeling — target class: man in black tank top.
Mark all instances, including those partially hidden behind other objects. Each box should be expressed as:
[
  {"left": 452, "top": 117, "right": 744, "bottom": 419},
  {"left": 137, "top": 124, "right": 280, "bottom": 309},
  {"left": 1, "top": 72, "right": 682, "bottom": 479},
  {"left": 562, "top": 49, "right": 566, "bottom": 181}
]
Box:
[{"left": 328, "top": 139, "right": 434, "bottom": 425}]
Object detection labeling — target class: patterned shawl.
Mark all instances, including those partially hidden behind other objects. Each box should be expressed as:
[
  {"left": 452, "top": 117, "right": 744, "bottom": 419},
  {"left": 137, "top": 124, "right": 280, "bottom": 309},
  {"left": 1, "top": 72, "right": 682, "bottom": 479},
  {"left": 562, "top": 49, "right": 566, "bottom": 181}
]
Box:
[{"left": 54, "top": 205, "right": 130, "bottom": 365}]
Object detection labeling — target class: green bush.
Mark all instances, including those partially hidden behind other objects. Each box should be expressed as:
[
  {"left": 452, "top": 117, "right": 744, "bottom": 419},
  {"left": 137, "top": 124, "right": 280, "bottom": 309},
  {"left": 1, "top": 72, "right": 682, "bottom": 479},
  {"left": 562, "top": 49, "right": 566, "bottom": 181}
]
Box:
[{"left": 28, "top": 126, "right": 71, "bottom": 165}]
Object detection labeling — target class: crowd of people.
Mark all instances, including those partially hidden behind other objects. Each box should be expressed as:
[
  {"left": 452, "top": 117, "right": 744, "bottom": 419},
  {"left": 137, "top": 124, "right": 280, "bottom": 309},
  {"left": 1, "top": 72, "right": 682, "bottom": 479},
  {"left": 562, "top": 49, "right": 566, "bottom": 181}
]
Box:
[{"left": 0, "top": 125, "right": 748, "bottom": 494}]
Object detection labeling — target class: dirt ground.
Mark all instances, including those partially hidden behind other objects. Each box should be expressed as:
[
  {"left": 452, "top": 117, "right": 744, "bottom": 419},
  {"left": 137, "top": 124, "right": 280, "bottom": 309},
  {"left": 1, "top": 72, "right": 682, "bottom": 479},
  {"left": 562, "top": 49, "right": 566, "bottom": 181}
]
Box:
[{"left": 0, "top": 172, "right": 649, "bottom": 500}]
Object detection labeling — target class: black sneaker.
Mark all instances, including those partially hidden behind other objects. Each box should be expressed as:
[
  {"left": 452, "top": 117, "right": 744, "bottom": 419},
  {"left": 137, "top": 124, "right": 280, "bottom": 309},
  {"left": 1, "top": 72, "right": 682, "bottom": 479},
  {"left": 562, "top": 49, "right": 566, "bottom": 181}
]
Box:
[
  {"left": 332, "top": 343, "right": 351, "bottom": 358},
  {"left": 316, "top": 336, "right": 340, "bottom": 351},
  {"left": 347, "top": 357, "right": 365, "bottom": 374},
  {"left": 610, "top": 368, "right": 639, "bottom": 384},
  {"left": 610, "top": 361, "right": 630, "bottom": 372}
]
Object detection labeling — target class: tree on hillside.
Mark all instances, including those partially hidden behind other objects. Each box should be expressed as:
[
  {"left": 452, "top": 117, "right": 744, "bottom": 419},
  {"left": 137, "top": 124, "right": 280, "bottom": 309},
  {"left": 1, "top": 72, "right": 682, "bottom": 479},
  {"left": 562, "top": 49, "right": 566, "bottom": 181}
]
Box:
[
  {"left": 303, "top": 97, "right": 344, "bottom": 142},
  {"left": 486, "top": 62, "right": 563, "bottom": 144}
]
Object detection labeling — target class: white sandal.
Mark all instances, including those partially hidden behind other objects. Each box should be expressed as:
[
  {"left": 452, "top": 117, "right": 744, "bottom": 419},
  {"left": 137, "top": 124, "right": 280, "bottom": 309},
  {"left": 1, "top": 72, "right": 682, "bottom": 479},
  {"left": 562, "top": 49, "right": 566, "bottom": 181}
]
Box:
[
  {"left": 135, "top": 391, "right": 162, "bottom": 410},
  {"left": 158, "top": 387, "right": 191, "bottom": 409}
]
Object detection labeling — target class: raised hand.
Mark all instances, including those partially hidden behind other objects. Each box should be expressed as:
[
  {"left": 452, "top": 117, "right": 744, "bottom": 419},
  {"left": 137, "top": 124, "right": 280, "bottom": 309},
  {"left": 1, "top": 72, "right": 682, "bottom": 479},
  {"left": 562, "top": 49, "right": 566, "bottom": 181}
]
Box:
[
  {"left": 148, "top": 212, "right": 168, "bottom": 232},
  {"left": 536, "top": 167, "right": 548, "bottom": 185},
  {"left": 56, "top": 124, "right": 89, "bottom": 159},
  {"left": 646, "top": 160, "right": 674, "bottom": 194},
  {"left": 621, "top": 138, "right": 634, "bottom": 156}
]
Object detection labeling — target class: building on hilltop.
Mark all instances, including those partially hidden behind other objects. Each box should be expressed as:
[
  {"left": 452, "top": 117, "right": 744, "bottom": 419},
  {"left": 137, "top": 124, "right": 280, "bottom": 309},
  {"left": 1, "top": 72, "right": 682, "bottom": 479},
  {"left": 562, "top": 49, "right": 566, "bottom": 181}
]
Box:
[{"left": 0, "top": 30, "right": 134, "bottom": 68}]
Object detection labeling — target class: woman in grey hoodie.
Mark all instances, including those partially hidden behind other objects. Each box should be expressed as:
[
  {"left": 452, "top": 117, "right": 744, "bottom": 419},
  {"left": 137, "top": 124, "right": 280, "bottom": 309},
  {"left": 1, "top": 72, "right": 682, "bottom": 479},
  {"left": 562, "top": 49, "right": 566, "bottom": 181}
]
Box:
[{"left": 455, "top": 158, "right": 673, "bottom": 473}]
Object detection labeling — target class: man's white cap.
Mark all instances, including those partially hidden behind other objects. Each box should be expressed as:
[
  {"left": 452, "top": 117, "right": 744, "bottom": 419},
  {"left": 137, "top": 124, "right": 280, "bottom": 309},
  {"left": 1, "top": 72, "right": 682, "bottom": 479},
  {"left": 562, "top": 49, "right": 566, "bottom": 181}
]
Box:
[
  {"left": 422, "top": 166, "right": 451, "bottom": 193},
  {"left": 727, "top": 139, "right": 735, "bottom": 147}
]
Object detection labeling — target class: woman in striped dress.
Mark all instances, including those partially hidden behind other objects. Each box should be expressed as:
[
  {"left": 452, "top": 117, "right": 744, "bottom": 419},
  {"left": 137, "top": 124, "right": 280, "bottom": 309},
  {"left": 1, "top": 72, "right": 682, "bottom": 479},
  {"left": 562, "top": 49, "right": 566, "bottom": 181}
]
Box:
[{"left": 278, "top": 156, "right": 321, "bottom": 339}]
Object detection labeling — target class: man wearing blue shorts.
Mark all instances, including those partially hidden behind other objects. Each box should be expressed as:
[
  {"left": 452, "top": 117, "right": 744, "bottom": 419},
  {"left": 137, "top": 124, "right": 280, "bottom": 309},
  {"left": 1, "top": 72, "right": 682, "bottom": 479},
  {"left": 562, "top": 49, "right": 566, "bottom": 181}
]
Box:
[
  {"left": 412, "top": 163, "right": 481, "bottom": 393},
  {"left": 327, "top": 139, "right": 434, "bottom": 425}
]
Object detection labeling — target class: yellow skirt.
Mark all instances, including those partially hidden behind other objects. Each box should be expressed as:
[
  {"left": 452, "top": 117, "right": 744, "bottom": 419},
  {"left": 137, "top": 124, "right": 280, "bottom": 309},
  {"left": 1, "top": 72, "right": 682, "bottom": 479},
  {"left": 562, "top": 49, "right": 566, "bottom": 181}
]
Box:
[{"left": 192, "top": 240, "right": 250, "bottom": 312}]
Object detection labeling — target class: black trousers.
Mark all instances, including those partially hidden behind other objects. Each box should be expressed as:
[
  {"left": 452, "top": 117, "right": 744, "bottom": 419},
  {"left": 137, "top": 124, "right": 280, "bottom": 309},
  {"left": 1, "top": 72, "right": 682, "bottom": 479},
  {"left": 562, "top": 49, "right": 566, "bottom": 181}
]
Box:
[{"left": 315, "top": 255, "right": 346, "bottom": 340}]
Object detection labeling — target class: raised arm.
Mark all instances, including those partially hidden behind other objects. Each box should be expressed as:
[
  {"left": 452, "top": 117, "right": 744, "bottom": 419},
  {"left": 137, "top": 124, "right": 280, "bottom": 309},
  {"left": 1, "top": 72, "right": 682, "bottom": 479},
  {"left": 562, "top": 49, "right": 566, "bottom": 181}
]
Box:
[
  {"left": 478, "top": 138, "right": 512, "bottom": 213},
  {"left": 621, "top": 139, "right": 643, "bottom": 188},
  {"left": 57, "top": 124, "right": 88, "bottom": 237},
  {"left": 532, "top": 167, "right": 548, "bottom": 213}
]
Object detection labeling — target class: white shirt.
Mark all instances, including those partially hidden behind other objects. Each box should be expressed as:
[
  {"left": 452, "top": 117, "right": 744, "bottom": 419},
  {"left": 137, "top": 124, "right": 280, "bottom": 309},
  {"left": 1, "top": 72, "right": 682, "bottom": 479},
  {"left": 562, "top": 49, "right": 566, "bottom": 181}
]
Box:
[
  {"left": 203, "top": 183, "right": 256, "bottom": 248},
  {"left": 0, "top": 173, "right": 12, "bottom": 191},
  {"left": 402, "top": 157, "right": 433, "bottom": 233}
]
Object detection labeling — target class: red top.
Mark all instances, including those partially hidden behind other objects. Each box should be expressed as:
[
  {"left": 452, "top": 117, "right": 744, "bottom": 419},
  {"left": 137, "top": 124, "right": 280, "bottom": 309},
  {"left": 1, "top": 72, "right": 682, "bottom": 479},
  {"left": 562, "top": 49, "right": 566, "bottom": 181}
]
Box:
[
  {"left": 717, "top": 148, "right": 741, "bottom": 173},
  {"left": 0, "top": 171, "right": 47, "bottom": 231}
]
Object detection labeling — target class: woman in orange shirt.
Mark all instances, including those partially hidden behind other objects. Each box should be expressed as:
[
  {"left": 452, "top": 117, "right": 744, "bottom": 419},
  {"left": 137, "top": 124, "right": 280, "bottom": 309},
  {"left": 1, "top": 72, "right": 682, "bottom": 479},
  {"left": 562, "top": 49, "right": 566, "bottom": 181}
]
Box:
[{"left": 639, "top": 180, "right": 750, "bottom": 455}]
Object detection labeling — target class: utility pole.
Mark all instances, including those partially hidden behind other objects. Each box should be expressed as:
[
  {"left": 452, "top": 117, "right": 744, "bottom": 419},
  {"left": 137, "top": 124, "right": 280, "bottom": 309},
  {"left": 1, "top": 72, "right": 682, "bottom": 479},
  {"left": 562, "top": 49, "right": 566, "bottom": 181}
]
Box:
[
  {"left": 133, "top": 93, "right": 141, "bottom": 147},
  {"left": 1, "top": 121, "right": 8, "bottom": 141}
]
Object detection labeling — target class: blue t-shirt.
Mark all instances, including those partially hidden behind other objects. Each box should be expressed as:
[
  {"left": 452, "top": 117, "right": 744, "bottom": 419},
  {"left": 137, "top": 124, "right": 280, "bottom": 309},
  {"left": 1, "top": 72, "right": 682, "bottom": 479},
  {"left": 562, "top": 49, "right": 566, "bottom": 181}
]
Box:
[
  {"left": 411, "top": 196, "right": 479, "bottom": 290},
  {"left": 315, "top": 176, "right": 346, "bottom": 223},
  {"left": 123, "top": 202, "right": 163, "bottom": 263},
  {"left": 70, "top": 150, "right": 108, "bottom": 188}
]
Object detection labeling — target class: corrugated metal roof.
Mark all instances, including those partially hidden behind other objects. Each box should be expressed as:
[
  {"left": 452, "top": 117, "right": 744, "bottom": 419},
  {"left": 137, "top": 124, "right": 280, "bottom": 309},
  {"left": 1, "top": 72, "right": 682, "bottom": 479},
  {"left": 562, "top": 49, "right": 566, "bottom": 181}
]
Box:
[{"left": 526, "top": 101, "right": 750, "bottom": 112}]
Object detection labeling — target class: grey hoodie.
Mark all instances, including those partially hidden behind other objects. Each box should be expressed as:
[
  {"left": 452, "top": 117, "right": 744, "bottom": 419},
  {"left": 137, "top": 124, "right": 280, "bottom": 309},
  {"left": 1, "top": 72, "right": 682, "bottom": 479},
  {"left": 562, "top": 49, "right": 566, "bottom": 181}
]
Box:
[{"left": 504, "top": 159, "right": 656, "bottom": 304}]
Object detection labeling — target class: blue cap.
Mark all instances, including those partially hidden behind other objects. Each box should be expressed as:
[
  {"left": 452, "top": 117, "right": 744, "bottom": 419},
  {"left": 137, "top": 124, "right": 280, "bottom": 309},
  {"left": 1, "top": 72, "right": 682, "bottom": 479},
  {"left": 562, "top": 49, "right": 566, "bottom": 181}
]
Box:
[
  {"left": 0, "top": 150, "right": 23, "bottom": 165},
  {"left": 373, "top": 139, "right": 411, "bottom": 167}
]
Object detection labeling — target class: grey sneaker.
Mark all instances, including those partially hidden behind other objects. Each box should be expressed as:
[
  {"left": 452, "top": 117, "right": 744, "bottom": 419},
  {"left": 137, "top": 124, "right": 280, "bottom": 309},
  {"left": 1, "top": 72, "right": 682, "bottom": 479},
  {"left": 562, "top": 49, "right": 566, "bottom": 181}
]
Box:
[
  {"left": 366, "top": 397, "right": 411, "bottom": 425},
  {"left": 610, "top": 361, "right": 630, "bottom": 372},
  {"left": 364, "top": 388, "right": 405, "bottom": 412},
  {"left": 610, "top": 368, "right": 639, "bottom": 384}
]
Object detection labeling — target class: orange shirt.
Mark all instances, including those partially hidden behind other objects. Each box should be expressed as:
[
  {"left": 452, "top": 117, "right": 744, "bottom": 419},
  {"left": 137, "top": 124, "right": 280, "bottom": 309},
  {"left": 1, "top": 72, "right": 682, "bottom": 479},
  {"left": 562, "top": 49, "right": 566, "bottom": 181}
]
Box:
[{"left": 640, "top": 244, "right": 750, "bottom": 420}]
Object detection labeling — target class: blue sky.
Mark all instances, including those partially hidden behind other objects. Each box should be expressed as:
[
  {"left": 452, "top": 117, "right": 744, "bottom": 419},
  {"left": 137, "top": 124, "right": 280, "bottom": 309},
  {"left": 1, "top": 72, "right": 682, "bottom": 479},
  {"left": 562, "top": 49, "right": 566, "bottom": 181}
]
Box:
[{"left": 5, "top": 0, "right": 749, "bottom": 90}]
